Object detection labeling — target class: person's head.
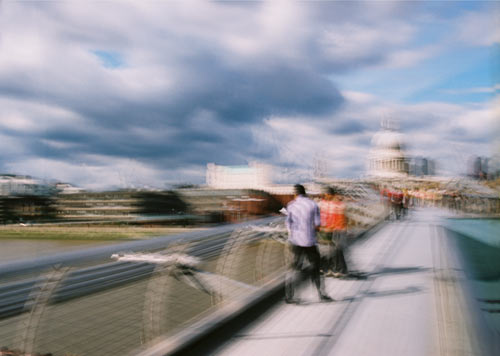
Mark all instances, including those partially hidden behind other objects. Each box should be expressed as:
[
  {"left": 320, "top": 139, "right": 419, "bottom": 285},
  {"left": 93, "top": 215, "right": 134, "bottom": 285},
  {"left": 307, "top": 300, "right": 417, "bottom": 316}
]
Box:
[
  {"left": 323, "top": 186, "right": 335, "bottom": 200},
  {"left": 331, "top": 187, "right": 344, "bottom": 201},
  {"left": 327, "top": 187, "right": 337, "bottom": 196},
  {"left": 294, "top": 184, "right": 306, "bottom": 196}
]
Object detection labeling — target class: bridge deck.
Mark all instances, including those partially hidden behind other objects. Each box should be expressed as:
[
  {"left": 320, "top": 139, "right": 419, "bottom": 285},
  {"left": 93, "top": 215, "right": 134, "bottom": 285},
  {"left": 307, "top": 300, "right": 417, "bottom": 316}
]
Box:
[{"left": 208, "top": 209, "right": 479, "bottom": 356}]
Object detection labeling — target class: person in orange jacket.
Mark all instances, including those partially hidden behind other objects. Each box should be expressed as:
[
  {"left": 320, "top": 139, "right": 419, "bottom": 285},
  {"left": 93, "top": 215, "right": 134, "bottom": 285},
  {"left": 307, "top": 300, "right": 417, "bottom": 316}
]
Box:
[{"left": 319, "top": 187, "right": 348, "bottom": 277}]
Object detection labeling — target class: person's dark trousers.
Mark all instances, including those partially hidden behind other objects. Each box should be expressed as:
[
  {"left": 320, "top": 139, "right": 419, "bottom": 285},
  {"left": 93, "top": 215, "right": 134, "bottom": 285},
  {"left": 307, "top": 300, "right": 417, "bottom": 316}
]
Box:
[
  {"left": 285, "top": 244, "right": 325, "bottom": 300},
  {"left": 331, "top": 231, "right": 348, "bottom": 274},
  {"left": 318, "top": 231, "right": 333, "bottom": 272}
]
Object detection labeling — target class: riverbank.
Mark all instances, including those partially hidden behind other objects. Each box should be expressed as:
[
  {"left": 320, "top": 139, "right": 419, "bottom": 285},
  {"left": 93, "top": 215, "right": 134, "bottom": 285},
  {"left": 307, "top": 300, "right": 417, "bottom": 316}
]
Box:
[{"left": 0, "top": 225, "right": 206, "bottom": 241}]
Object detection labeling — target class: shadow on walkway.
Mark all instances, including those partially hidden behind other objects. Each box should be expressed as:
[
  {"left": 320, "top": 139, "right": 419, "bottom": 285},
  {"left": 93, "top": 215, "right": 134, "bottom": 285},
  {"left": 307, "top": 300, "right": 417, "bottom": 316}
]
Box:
[
  {"left": 336, "top": 266, "right": 431, "bottom": 280},
  {"left": 341, "top": 285, "right": 424, "bottom": 302}
]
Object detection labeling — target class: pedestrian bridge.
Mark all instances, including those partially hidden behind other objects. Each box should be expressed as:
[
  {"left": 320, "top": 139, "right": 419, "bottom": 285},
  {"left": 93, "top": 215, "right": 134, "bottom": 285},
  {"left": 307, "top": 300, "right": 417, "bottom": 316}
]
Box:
[{"left": 0, "top": 209, "right": 498, "bottom": 356}]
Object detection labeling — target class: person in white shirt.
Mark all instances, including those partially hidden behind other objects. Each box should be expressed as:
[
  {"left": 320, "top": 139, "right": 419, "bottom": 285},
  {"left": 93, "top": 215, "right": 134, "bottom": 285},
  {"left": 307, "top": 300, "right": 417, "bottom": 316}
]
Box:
[{"left": 285, "top": 184, "right": 333, "bottom": 304}]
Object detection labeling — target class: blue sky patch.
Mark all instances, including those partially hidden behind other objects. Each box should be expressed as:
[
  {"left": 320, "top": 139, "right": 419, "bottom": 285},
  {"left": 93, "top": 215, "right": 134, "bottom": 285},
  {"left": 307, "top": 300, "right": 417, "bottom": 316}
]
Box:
[
  {"left": 333, "top": 45, "right": 495, "bottom": 105},
  {"left": 92, "top": 50, "right": 124, "bottom": 69}
]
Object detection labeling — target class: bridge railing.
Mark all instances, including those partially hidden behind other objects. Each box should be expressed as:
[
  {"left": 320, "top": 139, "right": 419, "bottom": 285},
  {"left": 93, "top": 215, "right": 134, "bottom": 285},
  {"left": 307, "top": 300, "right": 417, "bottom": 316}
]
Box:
[{"left": 0, "top": 216, "right": 289, "bottom": 356}]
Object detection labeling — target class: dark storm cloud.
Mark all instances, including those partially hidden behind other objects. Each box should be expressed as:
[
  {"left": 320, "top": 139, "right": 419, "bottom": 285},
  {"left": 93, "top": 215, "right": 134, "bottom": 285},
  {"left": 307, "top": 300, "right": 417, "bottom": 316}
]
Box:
[
  {"left": 38, "top": 120, "right": 253, "bottom": 170},
  {"left": 38, "top": 126, "right": 234, "bottom": 167},
  {"left": 330, "top": 119, "right": 367, "bottom": 135},
  {"left": 0, "top": 51, "right": 343, "bottom": 130},
  {"left": 195, "top": 65, "right": 342, "bottom": 124}
]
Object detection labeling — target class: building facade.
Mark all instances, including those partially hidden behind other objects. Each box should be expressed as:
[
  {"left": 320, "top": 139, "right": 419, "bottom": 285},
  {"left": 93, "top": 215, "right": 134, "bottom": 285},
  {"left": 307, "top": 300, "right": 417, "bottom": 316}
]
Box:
[
  {"left": 206, "top": 162, "right": 271, "bottom": 189},
  {"left": 0, "top": 175, "right": 57, "bottom": 196}
]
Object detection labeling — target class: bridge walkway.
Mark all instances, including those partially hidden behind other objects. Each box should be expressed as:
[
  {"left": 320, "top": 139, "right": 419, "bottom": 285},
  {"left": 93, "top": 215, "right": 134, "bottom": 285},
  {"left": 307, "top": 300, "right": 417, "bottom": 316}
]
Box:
[{"left": 206, "top": 209, "right": 479, "bottom": 356}]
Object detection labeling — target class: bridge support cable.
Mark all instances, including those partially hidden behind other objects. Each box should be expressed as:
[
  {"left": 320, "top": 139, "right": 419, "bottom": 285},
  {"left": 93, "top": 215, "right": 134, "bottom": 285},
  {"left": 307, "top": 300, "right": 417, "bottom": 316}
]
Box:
[
  {"left": 133, "top": 221, "right": 289, "bottom": 356},
  {"left": 16, "top": 266, "right": 71, "bottom": 356}
]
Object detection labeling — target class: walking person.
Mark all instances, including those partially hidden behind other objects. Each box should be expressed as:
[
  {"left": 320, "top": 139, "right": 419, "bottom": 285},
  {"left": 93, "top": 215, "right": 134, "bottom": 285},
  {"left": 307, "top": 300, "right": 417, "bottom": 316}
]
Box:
[
  {"left": 329, "top": 188, "right": 349, "bottom": 277},
  {"left": 285, "top": 184, "right": 333, "bottom": 304},
  {"left": 318, "top": 187, "right": 338, "bottom": 277}
]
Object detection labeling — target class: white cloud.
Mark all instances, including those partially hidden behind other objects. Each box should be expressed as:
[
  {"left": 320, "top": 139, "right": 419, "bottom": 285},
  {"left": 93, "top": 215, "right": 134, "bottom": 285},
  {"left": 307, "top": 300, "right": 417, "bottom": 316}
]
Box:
[
  {"left": 442, "top": 84, "right": 500, "bottom": 95},
  {"left": 453, "top": 10, "right": 500, "bottom": 47},
  {"left": 6, "top": 156, "right": 166, "bottom": 190},
  {"left": 253, "top": 114, "right": 371, "bottom": 179},
  {"left": 0, "top": 97, "right": 84, "bottom": 133},
  {"left": 382, "top": 45, "right": 438, "bottom": 68},
  {"left": 341, "top": 91, "right": 377, "bottom": 104},
  {"left": 319, "top": 21, "right": 416, "bottom": 65}
]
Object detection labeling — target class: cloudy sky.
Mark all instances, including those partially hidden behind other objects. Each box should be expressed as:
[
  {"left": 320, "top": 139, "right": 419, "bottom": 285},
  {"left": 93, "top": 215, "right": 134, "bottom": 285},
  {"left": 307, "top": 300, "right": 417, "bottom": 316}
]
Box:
[{"left": 0, "top": 1, "right": 499, "bottom": 190}]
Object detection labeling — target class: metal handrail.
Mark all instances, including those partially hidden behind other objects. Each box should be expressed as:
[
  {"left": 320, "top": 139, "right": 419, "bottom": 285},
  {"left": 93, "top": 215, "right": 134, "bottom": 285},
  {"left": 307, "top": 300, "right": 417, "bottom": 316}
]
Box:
[
  {"left": 0, "top": 216, "right": 280, "bottom": 278},
  {"left": 0, "top": 217, "right": 282, "bottom": 318}
]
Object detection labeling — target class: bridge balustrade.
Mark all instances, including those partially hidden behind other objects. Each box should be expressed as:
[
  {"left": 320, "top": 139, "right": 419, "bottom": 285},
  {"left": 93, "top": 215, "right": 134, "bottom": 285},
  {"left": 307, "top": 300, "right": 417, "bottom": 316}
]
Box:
[{"left": 0, "top": 217, "right": 288, "bottom": 356}]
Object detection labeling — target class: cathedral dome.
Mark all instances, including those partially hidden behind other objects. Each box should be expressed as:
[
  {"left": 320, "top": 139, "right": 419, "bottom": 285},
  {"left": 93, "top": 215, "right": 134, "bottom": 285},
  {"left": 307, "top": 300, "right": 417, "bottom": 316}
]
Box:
[
  {"left": 367, "top": 123, "right": 409, "bottom": 178},
  {"left": 371, "top": 129, "right": 404, "bottom": 151}
]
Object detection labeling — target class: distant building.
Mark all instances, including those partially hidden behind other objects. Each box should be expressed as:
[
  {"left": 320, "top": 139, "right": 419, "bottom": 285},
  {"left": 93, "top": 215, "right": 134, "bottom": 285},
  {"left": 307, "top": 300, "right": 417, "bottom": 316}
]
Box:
[
  {"left": 206, "top": 162, "right": 271, "bottom": 189},
  {"left": 55, "top": 182, "right": 85, "bottom": 194},
  {"left": 468, "top": 156, "right": 489, "bottom": 179},
  {"left": 367, "top": 122, "right": 409, "bottom": 178},
  {"left": 409, "top": 157, "right": 436, "bottom": 176},
  {"left": 0, "top": 174, "right": 57, "bottom": 196}
]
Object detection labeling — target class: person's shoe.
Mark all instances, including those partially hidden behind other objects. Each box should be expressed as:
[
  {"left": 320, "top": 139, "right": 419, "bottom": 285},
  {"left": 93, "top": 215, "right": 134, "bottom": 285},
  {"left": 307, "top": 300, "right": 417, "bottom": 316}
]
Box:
[
  {"left": 285, "top": 297, "right": 301, "bottom": 304},
  {"left": 325, "top": 270, "right": 335, "bottom": 277},
  {"left": 319, "top": 294, "right": 334, "bottom": 302}
]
